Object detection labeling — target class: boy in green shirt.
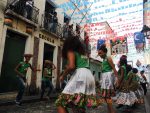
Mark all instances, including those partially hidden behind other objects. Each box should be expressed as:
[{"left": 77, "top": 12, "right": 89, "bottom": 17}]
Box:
[
  {"left": 40, "top": 60, "right": 56, "bottom": 99},
  {"left": 14, "top": 54, "right": 40, "bottom": 106}
]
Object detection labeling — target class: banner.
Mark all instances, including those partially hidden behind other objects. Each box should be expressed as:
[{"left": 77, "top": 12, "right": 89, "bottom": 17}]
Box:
[
  {"left": 97, "top": 39, "right": 105, "bottom": 50},
  {"left": 110, "top": 37, "right": 128, "bottom": 55},
  {"left": 134, "top": 32, "right": 146, "bottom": 52}
]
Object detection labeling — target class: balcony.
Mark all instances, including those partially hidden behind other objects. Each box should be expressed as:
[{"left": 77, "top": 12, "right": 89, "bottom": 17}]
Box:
[
  {"left": 41, "top": 12, "right": 64, "bottom": 38},
  {"left": 41, "top": 12, "right": 80, "bottom": 39},
  {"left": 5, "top": 0, "right": 39, "bottom": 27}
]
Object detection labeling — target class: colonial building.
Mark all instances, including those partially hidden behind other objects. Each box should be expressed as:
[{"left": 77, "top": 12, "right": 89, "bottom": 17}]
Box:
[{"left": 0, "top": 0, "right": 88, "bottom": 94}]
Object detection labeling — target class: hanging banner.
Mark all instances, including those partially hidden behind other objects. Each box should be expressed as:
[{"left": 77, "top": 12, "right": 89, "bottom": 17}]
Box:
[
  {"left": 134, "top": 32, "right": 146, "bottom": 52},
  {"left": 110, "top": 37, "right": 128, "bottom": 55},
  {"left": 97, "top": 39, "right": 105, "bottom": 50}
]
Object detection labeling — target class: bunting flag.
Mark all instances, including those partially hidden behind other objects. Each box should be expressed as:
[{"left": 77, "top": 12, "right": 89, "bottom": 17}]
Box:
[{"left": 54, "top": 0, "right": 150, "bottom": 64}]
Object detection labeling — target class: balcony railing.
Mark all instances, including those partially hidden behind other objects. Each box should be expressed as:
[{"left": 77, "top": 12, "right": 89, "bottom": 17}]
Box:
[
  {"left": 5, "top": 0, "right": 39, "bottom": 24},
  {"left": 41, "top": 12, "right": 80, "bottom": 39},
  {"left": 41, "top": 13, "right": 64, "bottom": 38}
]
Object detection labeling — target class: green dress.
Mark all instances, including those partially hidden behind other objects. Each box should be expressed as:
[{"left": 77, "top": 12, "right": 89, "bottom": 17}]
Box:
[
  {"left": 96, "top": 57, "right": 115, "bottom": 98},
  {"left": 75, "top": 52, "right": 89, "bottom": 69},
  {"left": 55, "top": 52, "right": 97, "bottom": 109},
  {"left": 128, "top": 72, "right": 140, "bottom": 91},
  {"left": 118, "top": 65, "right": 129, "bottom": 92},
  {"left": 101, "top": 57, "right": 112, "bottom": 73}
]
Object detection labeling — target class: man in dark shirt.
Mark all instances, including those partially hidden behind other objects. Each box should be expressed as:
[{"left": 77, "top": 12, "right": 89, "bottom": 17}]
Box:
[
  {"left": 13, "top": 0, "right": 26, "bottom": 16},
  {"left": 26, "top": 0, "right": 33, "bottom": 20},
  {"left": 51, "top": 12, "right": 58, "bottom": 33}
]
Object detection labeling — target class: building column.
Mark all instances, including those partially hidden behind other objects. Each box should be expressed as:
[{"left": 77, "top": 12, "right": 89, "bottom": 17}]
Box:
[
  {"left": 56, "top": 46, "right": 62, "bottom": 90},
  {"left": 28, "top": 37, "right": 40, "bottom": 95}
]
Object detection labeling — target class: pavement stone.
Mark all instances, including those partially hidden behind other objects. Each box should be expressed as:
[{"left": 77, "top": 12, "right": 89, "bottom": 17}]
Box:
[
  {"left": 0, "top": 89, "right": 147, "bottom": 113},
  {"left": 144, "top": 89, "right": 150, "bottom": 113},
  {"left": 0, "top": 99, "right": 146, "bottom": 113},
  {"left": 0, "top": 92, "right": 58, "bottom": 106}
]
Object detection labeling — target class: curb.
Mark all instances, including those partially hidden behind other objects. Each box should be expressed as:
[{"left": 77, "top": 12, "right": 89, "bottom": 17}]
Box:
[
  {"left": 0, "top": 96, "right": 40, "bottom": 106},
  {"left": 144, "top": 96, "right": 150, "bottom": 113},
  {"left": 144, "top": 89, "right": 150, "bottom": 113},
  {"left": 0, "top": 95, "right": 58, "bottom": 107},
  {"left": 144, "top": 97, "right": 150, "bottom": 113}
]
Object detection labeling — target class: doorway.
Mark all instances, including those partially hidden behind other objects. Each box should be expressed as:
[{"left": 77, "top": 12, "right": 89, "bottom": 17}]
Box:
[
  {"left": 43, "top": 43, "right": 54, "bottom": 61},
  {"left": 43, "top": 43, "right": 54, "bottom": 81},
  {"left": 0, "top": 30, "right": 26, "bottom": 93}
]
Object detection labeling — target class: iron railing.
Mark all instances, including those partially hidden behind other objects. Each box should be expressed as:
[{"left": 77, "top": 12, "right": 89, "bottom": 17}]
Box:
[
  {"left": 5, "top": 0, "right": 39, "bottom": 23},
  {"left": 41, "top": 12, "right": 64, "bottom": 38},
  {"left": 41, "top": 12, "right": 80, "bottom": 39}
]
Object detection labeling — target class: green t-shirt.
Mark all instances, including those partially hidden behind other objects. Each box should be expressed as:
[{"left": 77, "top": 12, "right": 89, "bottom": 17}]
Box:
[
  {"left": 127, "top": 71, "right": 139, "bottom": 81},
  {"left": 118, "top": 65, "right": 128, "bottom": 80},
  {"left": 132, "top": 76, "right": 138, "bottom": 81},
  {"left": 101, "top": 57, "right": 112, "bottom": 73},
  {"left": 75, "top": 52, "right": 89, "bottom": 69},
  {"left": 42, "top": 68, "right": 52, "bottom": 81},
  {"left": 18, "top": 61, "right": 31, "bottom": 76}
]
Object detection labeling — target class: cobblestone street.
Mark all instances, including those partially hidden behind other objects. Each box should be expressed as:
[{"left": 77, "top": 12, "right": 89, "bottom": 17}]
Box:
[{"left": 0, "top": 99, "right": 146, "bottom": 113}]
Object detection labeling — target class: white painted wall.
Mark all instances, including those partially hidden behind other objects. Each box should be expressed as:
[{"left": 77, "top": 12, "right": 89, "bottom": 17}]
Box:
[
  {"left": 0, "top": 26, "right": 7, "bottom": 76},
  {"left": 0, "top": 26, "right": 34, "bottom": 87},
  {"left": 0, "top": 1, "right": 5, "bottom": 73},
  {"left": 36, "top": 39, "right": 44, "bottom": 88},
  {"left": 90, "top": 61, "right": 101, "bottom": 81},
  {"left": 33, "top": 0, "right": 46, "bottom": 26}
]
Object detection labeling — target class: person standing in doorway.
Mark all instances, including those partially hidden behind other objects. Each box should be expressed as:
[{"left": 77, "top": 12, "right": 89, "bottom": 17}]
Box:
[
  {"left": 97, "top": 44, "right": 119, "bottom": 113},
  {"left": 14, "top": 54, "right": 40, "bottom": 106},
  {"left": 40, "top": 60, "right": 56, "bottom": 100}
]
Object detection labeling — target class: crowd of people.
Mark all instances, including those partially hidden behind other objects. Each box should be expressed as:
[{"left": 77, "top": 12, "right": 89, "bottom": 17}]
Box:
[{"left": 14, "top": 36, "right": 149, "bottom": 113}]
